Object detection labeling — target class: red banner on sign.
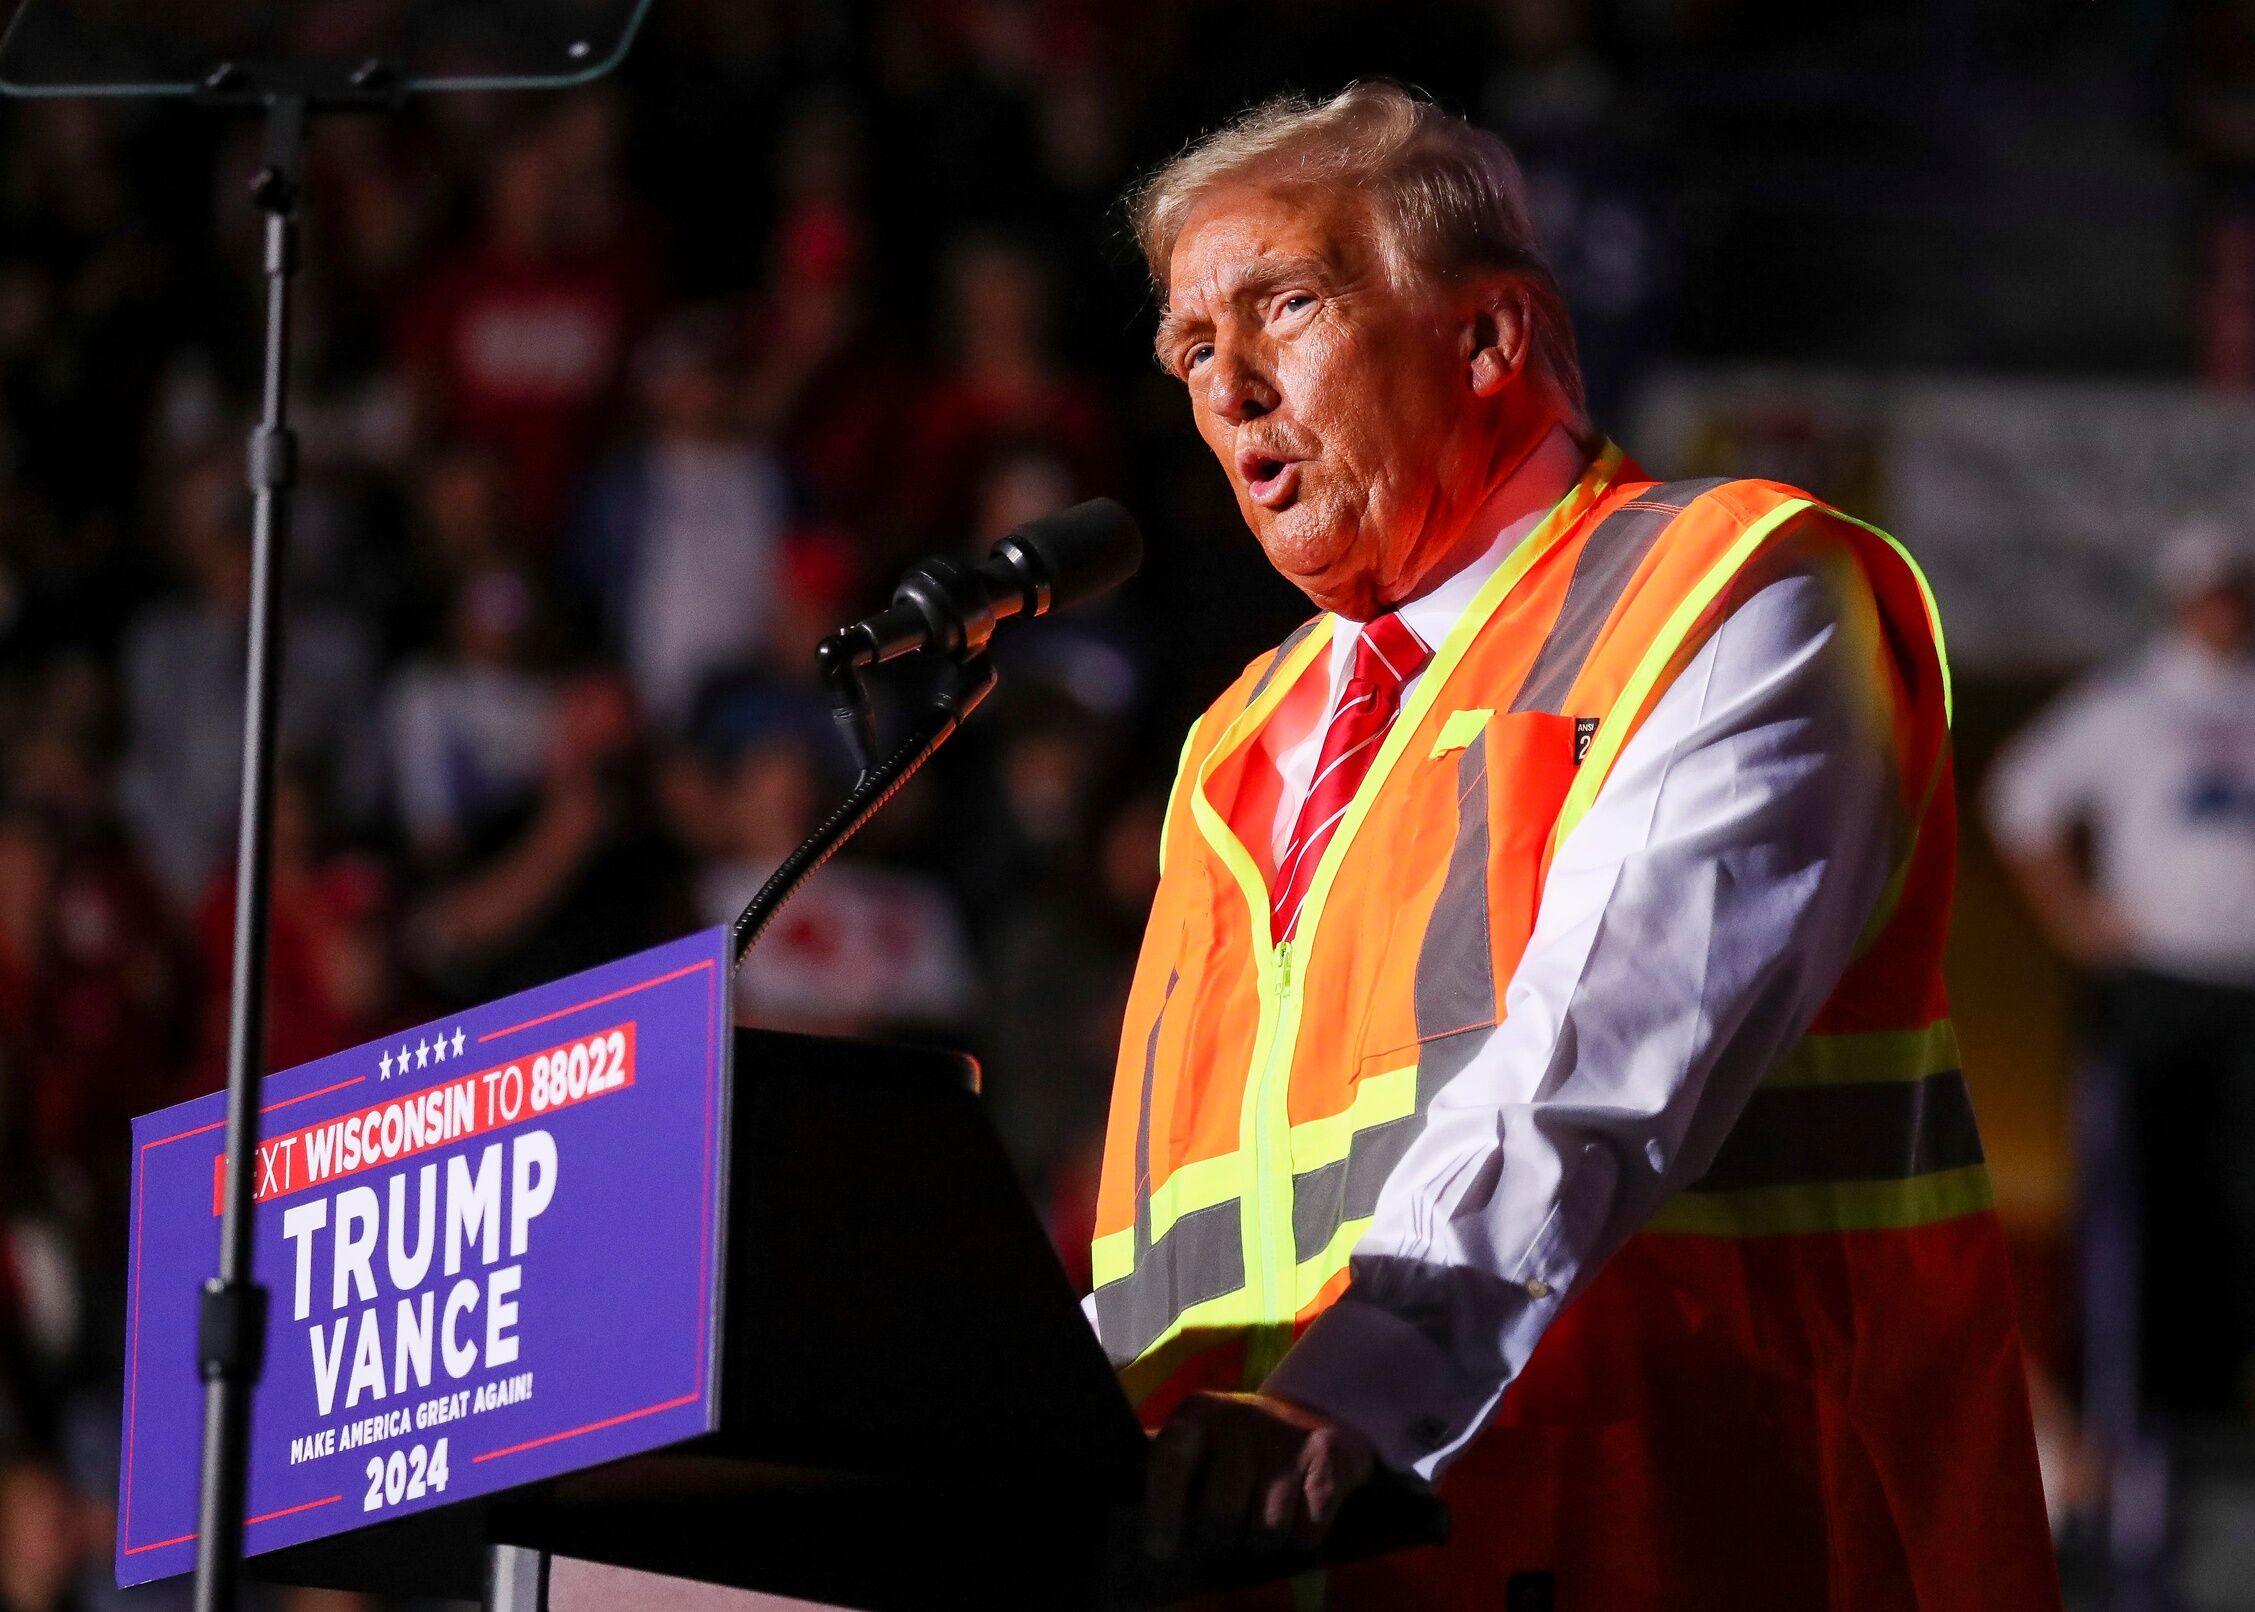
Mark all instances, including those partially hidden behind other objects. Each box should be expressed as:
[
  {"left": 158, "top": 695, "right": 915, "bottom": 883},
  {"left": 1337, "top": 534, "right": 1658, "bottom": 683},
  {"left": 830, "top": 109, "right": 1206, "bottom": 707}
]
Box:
[{"left": 212, "top": 1023, "right": 637, "bottom": 1214}]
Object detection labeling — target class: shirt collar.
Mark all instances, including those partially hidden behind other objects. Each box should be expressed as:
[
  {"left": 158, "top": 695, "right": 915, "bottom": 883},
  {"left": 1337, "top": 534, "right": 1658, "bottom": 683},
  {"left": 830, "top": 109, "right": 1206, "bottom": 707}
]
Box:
[{"left": 1334, "top": 424, "right": 1589, "bottom": 660}]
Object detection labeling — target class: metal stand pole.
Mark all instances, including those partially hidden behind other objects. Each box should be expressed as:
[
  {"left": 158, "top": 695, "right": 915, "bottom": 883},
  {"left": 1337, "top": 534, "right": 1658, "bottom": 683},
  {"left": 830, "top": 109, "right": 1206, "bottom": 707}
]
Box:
[
  {"left": 190, "top": 89, "right": 306, "bottom": 1612},
  {"left": 485, "top": 1543, "right": 551, "bottom": 1612}
]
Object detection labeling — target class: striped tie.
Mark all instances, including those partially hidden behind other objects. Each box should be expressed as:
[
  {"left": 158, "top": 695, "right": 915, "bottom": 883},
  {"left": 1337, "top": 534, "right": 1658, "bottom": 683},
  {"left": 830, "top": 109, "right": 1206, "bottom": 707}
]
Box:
[{"left": 1271, "top": 611, "right": 1431, "bottom": 943}]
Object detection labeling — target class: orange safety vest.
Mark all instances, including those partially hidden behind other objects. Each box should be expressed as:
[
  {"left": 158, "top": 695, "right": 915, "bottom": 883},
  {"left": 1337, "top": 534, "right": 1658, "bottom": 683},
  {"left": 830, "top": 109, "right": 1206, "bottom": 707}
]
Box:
[{"left": 1090, "top": 444, "right": 2059, "bottom": 1609}]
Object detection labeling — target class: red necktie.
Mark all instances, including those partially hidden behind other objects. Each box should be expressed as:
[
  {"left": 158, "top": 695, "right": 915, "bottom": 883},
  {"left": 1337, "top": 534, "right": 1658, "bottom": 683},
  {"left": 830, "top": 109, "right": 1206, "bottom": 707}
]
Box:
[{"left": 1271, "top": 612, "right": 1431, "bottom": 943}]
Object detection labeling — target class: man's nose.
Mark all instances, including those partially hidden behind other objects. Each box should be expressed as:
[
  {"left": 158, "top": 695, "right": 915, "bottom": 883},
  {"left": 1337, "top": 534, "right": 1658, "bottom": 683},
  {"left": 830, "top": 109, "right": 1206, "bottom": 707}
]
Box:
[{"left": 1204, "top": 345, "right": 1278, "bottom": 424}]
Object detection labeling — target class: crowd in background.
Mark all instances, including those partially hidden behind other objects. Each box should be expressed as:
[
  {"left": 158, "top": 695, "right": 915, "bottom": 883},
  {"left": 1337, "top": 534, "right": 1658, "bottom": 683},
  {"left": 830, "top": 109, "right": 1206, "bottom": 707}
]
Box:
[{"left": 0, "top": 0, "right": 2248, "bottom": 1605}]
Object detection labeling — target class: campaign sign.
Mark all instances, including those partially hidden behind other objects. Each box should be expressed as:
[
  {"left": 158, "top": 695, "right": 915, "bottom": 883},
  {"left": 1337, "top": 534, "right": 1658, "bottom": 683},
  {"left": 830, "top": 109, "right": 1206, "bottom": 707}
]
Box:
[{"left": 117, "top": 927, "right": 732, "bottom": 1586}]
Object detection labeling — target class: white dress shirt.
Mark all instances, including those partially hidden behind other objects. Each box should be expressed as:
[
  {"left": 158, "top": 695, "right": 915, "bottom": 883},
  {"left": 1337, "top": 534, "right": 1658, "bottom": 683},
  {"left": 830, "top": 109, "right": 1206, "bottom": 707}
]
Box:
[
  {"left": 1984, "top": 633, "right": 2255, "bottom": 986},
  {"left": 1253, "top": 444, "right": 1901, "bottom": 1481}
]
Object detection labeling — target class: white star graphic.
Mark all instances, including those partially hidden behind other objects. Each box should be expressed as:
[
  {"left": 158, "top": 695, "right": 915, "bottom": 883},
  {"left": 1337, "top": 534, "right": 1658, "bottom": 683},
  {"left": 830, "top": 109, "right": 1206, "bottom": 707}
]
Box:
[
  {"left": 399, "top": 1044, "right": 412, "bottom": 1074},
  {"left": 452, "top": 1027, "right": 466, "bottom": 1058},
  {"left": 379, "top": 1047, "right": 392, "bottom": 1081},
  {"left": 431, "top": 1031, "right": 448, "bottom": 1063},
  {"left": 416, "top": 1037, "right": 430, "bottom": 1069}
]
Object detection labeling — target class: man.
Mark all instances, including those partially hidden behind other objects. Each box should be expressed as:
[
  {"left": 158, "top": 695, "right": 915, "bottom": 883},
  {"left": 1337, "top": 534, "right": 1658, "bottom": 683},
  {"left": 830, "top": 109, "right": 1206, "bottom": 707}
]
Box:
[
  {"left": 1987, "top": 523, "right": 2255, "bottom": 1424},
  {"left": 1089, "top": 85, "right": 2057, "bottom": 1608}
]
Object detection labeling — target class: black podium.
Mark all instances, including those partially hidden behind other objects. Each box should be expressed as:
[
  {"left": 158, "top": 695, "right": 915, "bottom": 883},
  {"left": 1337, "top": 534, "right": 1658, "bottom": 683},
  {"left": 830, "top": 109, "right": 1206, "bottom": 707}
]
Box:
[{"left": 243, "top": 1027, "right": 1446, "bottom": 1610}]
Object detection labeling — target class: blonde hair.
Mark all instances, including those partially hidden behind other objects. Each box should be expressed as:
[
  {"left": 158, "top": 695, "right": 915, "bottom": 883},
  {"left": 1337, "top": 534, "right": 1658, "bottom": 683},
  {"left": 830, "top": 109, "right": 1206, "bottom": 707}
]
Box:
[{"left": 1128, "top": 82, "right": 1584, "bottom": 418}]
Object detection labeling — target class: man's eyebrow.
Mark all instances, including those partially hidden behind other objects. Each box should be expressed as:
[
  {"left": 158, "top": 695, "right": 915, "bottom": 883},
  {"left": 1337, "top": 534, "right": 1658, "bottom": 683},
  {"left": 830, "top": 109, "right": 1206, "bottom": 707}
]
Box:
[{"left": 1154, "top": 305, "right": 1207, "bottom": 362}]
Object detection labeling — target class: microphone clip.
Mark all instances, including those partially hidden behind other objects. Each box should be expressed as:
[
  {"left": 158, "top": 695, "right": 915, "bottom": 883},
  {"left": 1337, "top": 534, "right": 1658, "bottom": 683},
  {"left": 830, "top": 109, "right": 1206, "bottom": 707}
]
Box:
[{"left": 815, "top": 550, "right": 1020, "bottom": 775}]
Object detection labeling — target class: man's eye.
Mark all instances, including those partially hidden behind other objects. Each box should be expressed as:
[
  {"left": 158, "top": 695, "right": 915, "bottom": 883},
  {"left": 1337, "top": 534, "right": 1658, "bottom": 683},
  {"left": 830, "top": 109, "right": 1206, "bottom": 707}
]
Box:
[
  {"left": 1185, "top": 343, "right": 1214, "bottom": 373},
  {"left": 1276, "top": 293, "right": 1315, "bottom": 318}
]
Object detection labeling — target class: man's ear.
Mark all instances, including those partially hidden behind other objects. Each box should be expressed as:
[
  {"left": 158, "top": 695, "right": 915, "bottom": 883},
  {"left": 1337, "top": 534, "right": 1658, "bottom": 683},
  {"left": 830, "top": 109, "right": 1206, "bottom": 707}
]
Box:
[{"left": 1466, "top": 280, "right": 1532, "bottom": 399}]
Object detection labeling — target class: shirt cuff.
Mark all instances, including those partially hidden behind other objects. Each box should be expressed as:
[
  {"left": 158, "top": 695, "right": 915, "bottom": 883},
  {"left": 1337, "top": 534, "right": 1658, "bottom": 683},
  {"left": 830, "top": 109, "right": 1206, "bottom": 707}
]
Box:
[{"left": 1261, "top": 1296, "right": 1507, "bottom": 1482}]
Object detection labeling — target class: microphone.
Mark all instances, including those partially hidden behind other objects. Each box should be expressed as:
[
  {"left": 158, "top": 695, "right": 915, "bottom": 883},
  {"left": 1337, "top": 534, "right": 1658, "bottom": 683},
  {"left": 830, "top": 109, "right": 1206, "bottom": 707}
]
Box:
[{"left": 834, "top": 497, "right": 1144, "bottom": 668}]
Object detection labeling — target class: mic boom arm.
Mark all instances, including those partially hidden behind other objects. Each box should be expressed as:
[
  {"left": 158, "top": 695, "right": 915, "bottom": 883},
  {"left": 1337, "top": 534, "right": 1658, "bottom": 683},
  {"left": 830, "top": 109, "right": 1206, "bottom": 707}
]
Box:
[
  {"left": 736, "top": 496, "right": 1141, "bottom": 970},
  {"left": 731, "top": 653, "right": 996, "bottom": 970}
]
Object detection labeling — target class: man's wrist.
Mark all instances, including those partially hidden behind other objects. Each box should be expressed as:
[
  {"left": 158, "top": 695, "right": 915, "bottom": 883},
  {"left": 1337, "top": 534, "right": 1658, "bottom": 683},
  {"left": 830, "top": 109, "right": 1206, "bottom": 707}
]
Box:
[{"left": 1261, "top": 1296, "right": 1504, "bottom": 1481}]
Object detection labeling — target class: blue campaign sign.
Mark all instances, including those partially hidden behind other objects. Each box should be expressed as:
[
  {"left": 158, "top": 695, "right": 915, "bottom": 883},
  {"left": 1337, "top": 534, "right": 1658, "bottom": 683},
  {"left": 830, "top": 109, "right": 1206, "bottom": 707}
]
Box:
[{"left": 117, "top": 927, "right": 733, "bottom": 1587}]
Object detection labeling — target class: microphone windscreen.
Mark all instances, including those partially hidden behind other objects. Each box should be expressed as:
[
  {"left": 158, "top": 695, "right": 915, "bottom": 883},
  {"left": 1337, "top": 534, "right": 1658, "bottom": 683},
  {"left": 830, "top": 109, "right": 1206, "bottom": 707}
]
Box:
[{"left": 1004, "top": 498, "right": 1144, "bottom": 614}]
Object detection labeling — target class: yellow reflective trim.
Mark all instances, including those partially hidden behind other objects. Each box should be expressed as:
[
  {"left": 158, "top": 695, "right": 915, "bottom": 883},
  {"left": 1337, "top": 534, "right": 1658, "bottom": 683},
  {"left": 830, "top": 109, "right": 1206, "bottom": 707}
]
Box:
[
  {"left": 1288, "top": 1065, "right": 1416, "bottom": 1173},
  {"left": 1146, "top": 1149, "right": 1245, "bottom": 1244},
  {"left": 1551, "top": 500, "right": 1812, "bottom": 853},
  {"left": 1765, "top": 1020, "right": 1960, "bottom": 1089},
  {"left": 1157, "top": 722, "right": 1200, "bottom": 879},
  {"left": 1830, "top": 510, "right": 1953, "bottom": 728},
  {"left": 1090, "top": 1226, "right": 1135, "bottom": 1289},
  {"left": 1186, "top": 623, "right": 1325, "bottom": 1355},
  {"left": 1643, "top": 1163, "right": 1995, "bottom": 1238},
  {"left": 1118, "top": 1283, "right": 1258, "bottom": 1407},
  {"left": 1429, "top": 707, "right": 1492, "bottom": 757},
  {"left": 1094, "top": 1149, "right": 1249, "bottom": 1317},
  {"left": 1293, "top": 1213, "right": 1372, "bottom": 1310}
]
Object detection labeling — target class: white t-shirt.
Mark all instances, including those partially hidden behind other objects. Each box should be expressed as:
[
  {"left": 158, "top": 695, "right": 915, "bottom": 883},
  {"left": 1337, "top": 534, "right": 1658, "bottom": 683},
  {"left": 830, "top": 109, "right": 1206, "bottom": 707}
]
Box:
[
  {"left": 1985, "top": 635, "right": 2255, "bottom": 986},
  {"left": 630, "top": 441, "right": 788, "bottom": 727}
]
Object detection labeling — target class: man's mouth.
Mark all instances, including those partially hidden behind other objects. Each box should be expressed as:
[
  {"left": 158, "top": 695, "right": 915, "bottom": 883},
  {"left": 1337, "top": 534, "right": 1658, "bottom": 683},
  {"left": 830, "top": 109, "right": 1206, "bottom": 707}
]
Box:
[{"left": 1239, "top": 451, "right": 1303, "bottom": 510}]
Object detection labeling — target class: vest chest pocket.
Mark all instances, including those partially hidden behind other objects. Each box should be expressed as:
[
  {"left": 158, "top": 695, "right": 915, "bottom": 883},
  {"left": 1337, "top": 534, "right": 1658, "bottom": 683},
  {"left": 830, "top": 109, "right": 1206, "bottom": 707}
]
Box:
[{"left": 1469, "top": 711, "right": 1583, "bottom": 983}]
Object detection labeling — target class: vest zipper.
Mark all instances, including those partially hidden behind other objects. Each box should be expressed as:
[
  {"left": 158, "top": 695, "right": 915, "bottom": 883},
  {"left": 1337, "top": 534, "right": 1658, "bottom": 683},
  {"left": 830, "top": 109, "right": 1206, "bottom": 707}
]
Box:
[{"left": 1244, "top": 936, "right": 1300, "bottom": 1383}]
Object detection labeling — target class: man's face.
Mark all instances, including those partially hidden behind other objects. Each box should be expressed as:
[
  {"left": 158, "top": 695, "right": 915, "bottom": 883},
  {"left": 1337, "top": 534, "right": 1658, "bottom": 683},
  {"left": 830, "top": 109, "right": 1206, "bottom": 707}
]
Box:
[
  {"left": 1160, "top": 184, "right": 1539, "bottom": 617},
  {"left": 2180, "top": 578, "right": 2255, "bottom": 657}
]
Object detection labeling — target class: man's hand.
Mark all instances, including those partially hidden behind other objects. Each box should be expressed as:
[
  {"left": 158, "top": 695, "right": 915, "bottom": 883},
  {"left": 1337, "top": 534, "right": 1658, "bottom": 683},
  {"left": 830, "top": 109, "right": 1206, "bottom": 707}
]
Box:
[
  {"left": 1144, "top": 1391, "right": 1377, "bottom": 1560},
  {"left": 1999, "top": 844, "right": 2136, "bottom": 968}
]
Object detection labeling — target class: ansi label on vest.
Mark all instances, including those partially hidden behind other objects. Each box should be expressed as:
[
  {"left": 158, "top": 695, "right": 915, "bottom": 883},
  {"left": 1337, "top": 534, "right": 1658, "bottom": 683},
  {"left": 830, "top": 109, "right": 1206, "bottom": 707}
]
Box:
[
  {"left": 1573, "top": 716, "right": 1600, "bottom": 765},
  {"left": 116, "top": 928, "right": 732, "bottom": 1587}
]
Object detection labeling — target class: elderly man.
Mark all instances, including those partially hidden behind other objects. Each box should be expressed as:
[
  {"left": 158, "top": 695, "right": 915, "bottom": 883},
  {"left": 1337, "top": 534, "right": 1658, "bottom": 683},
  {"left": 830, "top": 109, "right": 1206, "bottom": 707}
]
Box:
[{"left": 1088, "top": 86, "right": 2057, "bottom": 1608}]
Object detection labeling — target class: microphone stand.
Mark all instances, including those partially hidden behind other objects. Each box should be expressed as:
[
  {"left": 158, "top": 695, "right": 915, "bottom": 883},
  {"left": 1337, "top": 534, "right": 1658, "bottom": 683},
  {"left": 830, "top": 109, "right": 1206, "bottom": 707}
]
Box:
[
  {"left": 728, "top": 642, "right": 996, "bottom": 970},
  {"left": 185, "top": 62, "right": 400, "bottom": 1612}
]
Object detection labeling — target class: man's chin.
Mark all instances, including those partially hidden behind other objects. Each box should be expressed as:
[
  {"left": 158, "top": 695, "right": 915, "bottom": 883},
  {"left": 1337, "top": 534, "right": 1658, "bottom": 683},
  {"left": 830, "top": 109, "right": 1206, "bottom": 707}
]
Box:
[{"left": 1252, "top": 517, "right": 1375, "bottom": 617}]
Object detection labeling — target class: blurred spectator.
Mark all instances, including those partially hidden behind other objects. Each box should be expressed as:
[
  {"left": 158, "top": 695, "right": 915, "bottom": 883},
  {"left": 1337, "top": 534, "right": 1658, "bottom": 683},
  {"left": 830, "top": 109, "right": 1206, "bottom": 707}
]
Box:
[
  {"left": 1987, "top": 520, "right": 2255, "bottom": 1421},
  {"left": 570, "top": 311, "right": 792, "bottom": 729},
  {"left": 384, "top": 567, "right": 555, "bottom": 863},
  {"left": 893, "top": 235, "right": 1110, "bottom": 562},
  {"left": 740, "top": 96, "right": 922, "bottom": 539},
  {"left": 117, "top": 451, "right": 381, "bottom": 910},
  {"left": 190, "top": 765, "right": 398, "bottom": 1091},
  {"left": 0, "top": 1201, "right": 84, "bottom": 1456},
  {"left": 0, "top": 101, "right": 171, "bottom": 530},
  {"left": 0, "top": 699, "right": 190, "bottom": 1212},
  {"left": 985, "top": 785, "right": 1163, "bottom": 1287},
  {"left": 683, "top": 694, "right": 975, "bottom": 1037},
  {"left": 952, "top": 677, "right": 1120, "bottom": 937},
  {"left": 398, "top": 103, "right": 658, "bottom": 543},
  {"left": 2187, "top": 0, "right": 2255, "bottom": 388},
  {"left": 0, "top": 1453, "right": 89, "bottom": 1612},
  {"left": 405, "top": 670, "right": 690, "bottom": 1006},
  {"left": 411, "top": 444, "right": 527, "bottom": 580}
]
